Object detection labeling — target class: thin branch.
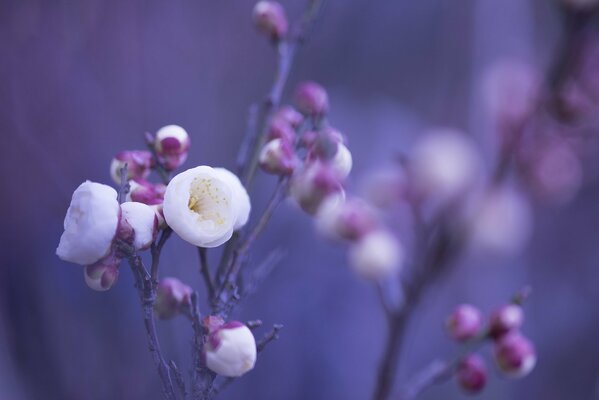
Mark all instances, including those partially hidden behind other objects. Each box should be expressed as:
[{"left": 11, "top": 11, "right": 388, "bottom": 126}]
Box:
[
  {"left": 257, "top": 324, "right": 283, "bottom": 352},
  {"left": 151, "top": 227, "right": 173, "bottom": 281},
  {"left": 118, "top": 163, "right": 130, "bottom": 204},
  {"left": 169, "top": 360, "right": 188, "bottom": 400},
  {"left": 198, "top": 247, "right": 215, "bottom": 301}
]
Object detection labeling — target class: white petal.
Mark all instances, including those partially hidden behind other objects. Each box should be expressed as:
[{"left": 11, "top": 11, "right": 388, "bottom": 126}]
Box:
[
  {"left": 121, "top": 202, "right": 157, "bottom": 250},
  {"left": 206, "top": 326, "right": 257, "bottom": 377},
  {"left": 349, "top": 231, "right": 402, "bottom": 280},
  {"left": 331, "top": 143, "right": 353, "bottom": 179},
  {"left": 213, "top": 168, "right": 251, "bottom": 230},
  {"left": 56, "top": 181, "right": 120, "bottom": 265}
]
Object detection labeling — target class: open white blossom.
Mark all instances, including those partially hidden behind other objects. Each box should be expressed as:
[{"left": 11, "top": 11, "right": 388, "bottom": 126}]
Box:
[
  {"left": 163, "top": 166, "right": 250, "bottom": 248},
  {"left": 349, "top": 230, "right": 402, "bottom": 280},
  {"left": 331, "top": 143, "right": 353, "bottom": 179},
  {"left": 57, "top": 181, "right": 120, "bottom": 265},
  {"left": 121, "top": 202, "right": 157, "bottom": 250},
  {"left": 205, "top": 323, "right": 257, "bottom": 377}
]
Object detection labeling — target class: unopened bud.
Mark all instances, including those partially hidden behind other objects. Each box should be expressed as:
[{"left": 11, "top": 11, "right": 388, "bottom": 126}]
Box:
[
  {"left": 294, "top": 81, "right": 329, "bottom": 117},
  {"left": 84, "top": 253, "right": 121, "bottom": 291},
  {"left": 456, "top": 354, "right": 487, "bottom": 394},
  {"left": 489, "top": 304, "right": 524, "bottom": 339},
  {"left": 110, "top": 150, "right": 153, "bottom": 184},
  {"left": 290, "top": 163, "right": 344, "bottom": 214},
  {"left": 252, "top": 1, "right": 288, "bottom": 40},
  {"left": 154, "top": 125, "right": 190, "bottom": 171},
  {"left": 494, "top": 332, "right": 536, "bottom": 378},
  {"left": 127, "top": 179, "right": 166, "bottom": 205},
  {"left": 348, "top": 230, "right": 402, "bottom": 280},
  {"left": 205, "top": 321, "right": 257, "bottom": 377},
  {"left": 316, "top": 196, "right": 378, "bottom": 241},
  {"left": 154, "top": 277, "right": 193, "bottom": 320},
  {"left": 273, "top": 105, "right": 303, "bottom": 128},
  {"left": 259, "top": 138, "right": 298, "bottom": 175},
  {"left": 266, "top": 117, "right": 296, "bottom": 143},
  {"left": 446, "top": 304, "right": 483, "bottom": 342},
  {"left": 120, "top": 202, "right": 158, "bottom": 250}
]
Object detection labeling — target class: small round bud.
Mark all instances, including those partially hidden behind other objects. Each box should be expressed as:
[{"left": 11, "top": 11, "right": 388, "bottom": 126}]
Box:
[
  {"left": 315, "top": 196, "right": 378, "bottom": 241},
  {"left": 489, "top": 304, "right": 524, "bottom": 339},
  {"left": 127, "top": 179, "right": 166, "bottom": 206},
  {"left": 290, "top": 163, "right": 344, "bottom": 214},
  {"left": 110, "top": 150, "right": 153, "bottom": 184},
  {"left": 456, "top": 354, "right": 487, "bottom": 394},
  {"left": 84, "top": 253, "right": 121, "bottom": 291},
  {"left": 294, "top": 81, "right": 329, "bottom": 117},
  {"left": 120, "top": 202, "right": 158, "bottom": 250},
  {"left": 252, "top": 1, "right": 288, "bottom": 40},
  {"left": 266, "top": 117, "right": 296, "bottom": 143},
  {"left": 205, "top": 321, "right": 257, "bottom": 377},
  {"left": 348, "top": 230, "right": 402, "bottom": 280},
  {"left": 446, "top": 304, "right": 483, "bottom": 342},
  {"left": 259, "top": 138, "right": 298, "bottom": 175},
  {"left": 273, "top": 105, "right": 303, "bottom": 128},
  {"left": 330, "top": 143, "right": 353, "bottom": 179},
  {"left": 154, "top": 277, "right": 193, "bottom": 320},
  {"left": 308, "top": 128, "right": 344, "bottom": 161},
  {"left": 154, "top": 125, "right": 190, "bottom": 171},
  {"left": 494, "top": 332, "right": 536, "bottom": 378}
]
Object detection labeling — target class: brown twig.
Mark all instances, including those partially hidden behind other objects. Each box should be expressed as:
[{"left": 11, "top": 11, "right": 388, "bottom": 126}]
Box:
[{"left": 198, "top": 247, "right": 215, "bottom": 301}]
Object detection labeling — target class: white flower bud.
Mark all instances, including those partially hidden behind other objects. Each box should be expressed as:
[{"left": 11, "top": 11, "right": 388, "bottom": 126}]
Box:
[
  {"left": 205, "top": 322, "right": 257, "bottom": 377},
  {"left": 154, "top": 125, "right": 191, "bottom": 171},
  {"left": 84, "top": 253, "right": 120, "bottom": 291},
  {"left": 348, "top": 231, "right": 402, "bottom": 280},
  {"left": 331, "top": 143, "right": 353, "bottom": 179},
  {"left": 57, "top": 181, "right": 120, "bottom": 265},
  {"left": 259, "top": 138, "right": 298, "bottom": 175},
  {"left": 315, "top": 196, "right": 377, "bottom": 241},
  {"left": 163, "top": 166, "right": 250, "bottom": 248},
  {"left": 120, "top": 202, "right": 158, "bottom": 250}
]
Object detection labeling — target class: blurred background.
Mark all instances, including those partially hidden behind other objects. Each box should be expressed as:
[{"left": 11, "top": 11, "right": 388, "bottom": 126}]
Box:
[{"left": 2, "top": 0, "right": 599, "bottom": 399}]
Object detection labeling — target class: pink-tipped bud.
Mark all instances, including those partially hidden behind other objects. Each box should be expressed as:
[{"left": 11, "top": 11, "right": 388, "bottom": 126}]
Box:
[
  {"left": 308, "top": 128, "right": 343, "bottom": 161},
  {"left": 294, "top": 81, "right": 329, "bottom": 117},
  {"left": 273, "top": 105, "right": 304, "bottom": 128},
  {"left": 205, "top": 321, "right": 257, "bottom": 377},
  {"left": 290, "top": 162, "right": 344, "bottom": 214},
  {"left": 456, "top": 354, "right": 487, "bottom": 394},
  {"left": 489, "top": 304, "right": 524, "bottom": 339},
  {"left": 494, "top": 332, "right": 536, "bottom": 378},
  {"left": 154, "top": 277, "right": 193, "bottom": 320},
  {"left": 252, "top": 1, "right": 288, "bottom": 40},
  {"left": 259, "top": 138, "right": 298, "bottom": 175},
  {"left": 266, "top": 117, "right": 296, "bottom": 143},
  {"left": 154, "top": 125, "right": 190, "bottom": 171},
  {"left": 299, "top": 130, "right": 319, "bottom": 149},
  {"left": 84, "top": 253, "right": 121, "bottom": 291},
  {"left": 110, "top": 150, "right": 153, "bottom": 184},
  {"left": 127, "top": 179, "right": 166, "bottom": 205},
  {"left": 316, "top": 196, "right": 378, "bottom": 241},
  {"left": 446, "top": 304, "right": 483, "bottom": 342}
]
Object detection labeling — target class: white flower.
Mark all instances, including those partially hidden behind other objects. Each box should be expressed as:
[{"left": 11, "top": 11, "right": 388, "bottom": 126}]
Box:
[
  {"left": 348, "top": 231, "right": 402, "bottom": 280},
  {"left": 331, "top": 143, "right": 353, "bottom": 179},
  {"left": 121, "top": 202, "right": 157, "bottom": 250},
  {"left": 205, "top": 323, "right": 257, "bottom": 377},
  {"left": 163, "top": 166, "right": 250, "bottom": 248},
  {"left": 57, "top": 181, "right": 120, "bottom": 265}
]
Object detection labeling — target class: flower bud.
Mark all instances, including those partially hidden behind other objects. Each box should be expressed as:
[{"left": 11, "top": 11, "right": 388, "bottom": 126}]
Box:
[
  {"left": 308, "top": 128, "right": 344, "bottom": 161},
  {"left": 456, "top": 354, "right": 487, "bottom": 394},
  {"left": 259, "top": 138, "right": 298, "bottom": 175},
  {"left": 154, "top": 125, "right": 190, "bottom": 171},
  {"left": 154, "top": 277, "right": 192, "bottom": 320},
  {"left": 315, "top": 196, "right": 377, "bottom": 241},
  {"left": 290, "top": 163, "right": 344, "bottom": 214},
  {"left": 109, "top": 150, "right": 153, "bottom": 184},
  {"left": 489, "top": 304, "right": 524, "bottom": 339},
  {"left": 294, "top": 81, "right": 329, "bottom": 117},
  {"left": 127, "top": 179, "right": 166, "bottom": 206},
  {"left": 273, "top": 105, "right": 303, "bottom": 128},
  {"left": 266, "top": 117, "right": 296, "bottom": 143},
  {"left": 120, "top": 202, "right": 158, "bottom": 250},
  {"left": 446, "top": 304, "right": 483, "bottom": 342},
  {"left": 348, "top": 230, "right": 402, "bottom": 280},
  {"left": 494, "top": 332, "right": 536, "bottom": 378},
  {"left": 252, "top": 1, "right": 288, "bottom": 40},
  {"left": 84, "top": 253, "right": 120, "bottom": 291},
  {"left": 205, "top": 321, "right": 257, "bottom": 377}
]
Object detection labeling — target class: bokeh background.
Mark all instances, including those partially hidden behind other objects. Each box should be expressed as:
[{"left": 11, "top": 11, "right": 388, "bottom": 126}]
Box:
[{"left": 2, "top": 0, "right": 599, "bottom": 399}]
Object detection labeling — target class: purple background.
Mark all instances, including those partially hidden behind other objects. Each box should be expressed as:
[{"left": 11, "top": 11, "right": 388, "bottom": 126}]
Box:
[{"left": 2, "top": 0, "right": 599, "bottom": 399}]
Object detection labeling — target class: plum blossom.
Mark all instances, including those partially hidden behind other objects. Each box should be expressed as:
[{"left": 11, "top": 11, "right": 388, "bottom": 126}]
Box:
[
  {"left": 57, "top": 181, "right": 120, "bottom": 265},
  {"left": 163, "top": 166, "right": 250, "bottom": 248},
  {"left": 120, "top": 202, "right": 158, "bottom": 250},
  {"left": 154, "top": 125, "right": 190, "bottom": 171},
  {"left": 205, "top": 321, "right": 257, "bottom": 377}
]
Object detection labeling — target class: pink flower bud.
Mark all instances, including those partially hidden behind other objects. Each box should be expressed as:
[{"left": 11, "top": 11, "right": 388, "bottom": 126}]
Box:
[
  {"left": 84, "top": 252, "right": 121, "bottom": 291},
  {"left": 308, "top": 128, "right": 344, "bottom": 161},
  {"left": 456, "top": 354, "right": 487, "bottom": 394},
  {"left": 273, "top": 105, "right": 304, "bottom": 128},
  {"left": 205, "top": 321, "right": 257, "bottom": 377},
  {"left": 266, "top": 117, "right": 296, "bottom": 143},
  {"left": 290, "top": 163, "right": 344, "bottom": 214},
  {"left": 259, "top": 138, "right": 298, "bottom": 175},
  {"left": 494, "top": 332, "right": 536, "bottom": 378},
  {"left": 489, "top": 304, "right": 524, "bottom": 339},
  {"left": 154, "top": 277, "right": 192, "bottom": 320},
  {"left": 110, "top": 150, "right": 153, "bottom": 184},
  {"left": 252, "top": 1, "right": 288, "bottom": 40},
  {"left": 446, "top": 304, "right": 483, "bottom": 342},
  {"left": 316, "top": 196, "right": 378, "bottom": 241},
  {"left": 294, "top": 81, "right": 329, "bottom": 117},
  {"left": 154, "top": 125, "right": 190, "bottom": 171},
  {"left": 127, "top": 179, "right": 166, "bottom": 206}
]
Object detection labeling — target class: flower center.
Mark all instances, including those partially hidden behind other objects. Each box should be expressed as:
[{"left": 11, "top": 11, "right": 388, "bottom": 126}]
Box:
[{"left": 188, "top": 177, "right": 229, "bottom": 226}]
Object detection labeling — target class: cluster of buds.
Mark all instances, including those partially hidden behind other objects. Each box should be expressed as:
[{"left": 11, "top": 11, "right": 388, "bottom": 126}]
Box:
[{"left": 445, "top": 294, "right": 536, "bottom": 394}]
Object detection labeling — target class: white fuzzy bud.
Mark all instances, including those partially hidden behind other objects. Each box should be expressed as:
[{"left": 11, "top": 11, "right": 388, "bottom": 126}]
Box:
[
  {"left": 205, "top": 323, "right": 257, "bottom": 377},
  {"left": 348, "top": 231, "right": 402, "bottom": 280},
  {"left": 120, "top": 202, "right": 158, "bottom": 250}
]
